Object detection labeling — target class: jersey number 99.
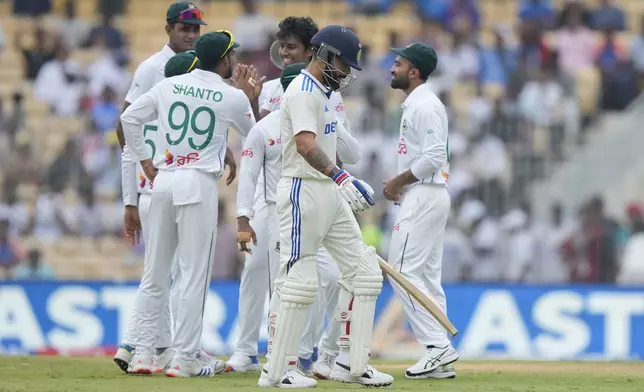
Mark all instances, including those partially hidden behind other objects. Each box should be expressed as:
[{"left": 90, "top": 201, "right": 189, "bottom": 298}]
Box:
[{"left": 166, "top": 101, "right": 215, "bottom": 151}]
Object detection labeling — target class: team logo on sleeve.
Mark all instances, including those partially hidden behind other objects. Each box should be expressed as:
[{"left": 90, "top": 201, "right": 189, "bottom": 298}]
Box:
[
  {"left": 398, "top": 136, "right": 407, "bottom": 155},
  {"left": 267, "top": 137, "right": 281, "bottom": 146},
  {"left": 335, "top": 102, "right": 344, "bottom": 112}
]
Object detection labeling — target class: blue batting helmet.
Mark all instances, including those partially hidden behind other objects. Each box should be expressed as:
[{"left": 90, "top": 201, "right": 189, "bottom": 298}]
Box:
[{"left": 310, "top": 25, "right": 362, "bottom": 71}]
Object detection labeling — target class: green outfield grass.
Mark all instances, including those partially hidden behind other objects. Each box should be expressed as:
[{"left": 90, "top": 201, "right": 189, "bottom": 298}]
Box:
[{"left": 0, "top": 357, "right": 642, "bottom": 391}]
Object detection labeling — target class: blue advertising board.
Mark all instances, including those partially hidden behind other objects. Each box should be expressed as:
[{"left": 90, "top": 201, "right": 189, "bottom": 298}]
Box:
[{"left": 1, "top": 281, "right": 643, "bottom": 360}]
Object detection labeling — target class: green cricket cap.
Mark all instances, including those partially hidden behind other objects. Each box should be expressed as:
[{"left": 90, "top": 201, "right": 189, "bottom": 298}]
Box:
[
  {"left": 194, "top": 31, "right": 239, "bottom": 68},
  {"left": 166, "top": 1, "right": 207, "bottom": 25},
  {"left": 280, "top": 62, "right": 307, "bottom": 91},
  {"left": 391, "top": 43, "right": 438, "bottom": 79},
  {"left": 165, "top": 51, "right": 200, "bottom": 77}
]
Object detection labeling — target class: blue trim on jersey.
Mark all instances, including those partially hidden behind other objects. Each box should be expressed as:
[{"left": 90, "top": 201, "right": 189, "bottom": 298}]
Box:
[
  {"left": 301, "top": 75, "right": 314, "bottom": 92},
  {"left": 287, "top": 178, "right": 302, "bottom": 273},
  {"left": 301, "top": 70, "right": 332, "bottom": 98}
]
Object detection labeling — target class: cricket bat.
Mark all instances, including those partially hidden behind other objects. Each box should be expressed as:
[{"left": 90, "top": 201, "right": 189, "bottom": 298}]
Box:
[{"left": 377, "top": 256, "right": 459, "bottom": 337}]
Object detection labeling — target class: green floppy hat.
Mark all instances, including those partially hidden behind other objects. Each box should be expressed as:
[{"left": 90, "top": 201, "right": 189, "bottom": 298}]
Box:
[
  {"left": 195, "top": 30, "right": 240, "bottom": 68},
  {"left": 391, "top": 43, "right": 438, "bottom": 79},
  {"left": 165, "top": 51, "right": 200, "bottom": 77},
  {"left": 166, "top": 1, "right": 207, "bottom": 25}
]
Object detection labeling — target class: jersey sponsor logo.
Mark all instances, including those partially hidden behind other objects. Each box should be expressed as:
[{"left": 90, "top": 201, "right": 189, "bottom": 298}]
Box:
[
  {"left": 164, "top": 150, "right": 174, "bottom": 165},
  {"left": 441, "top": 170, "right": 449, "bottom": 181},
  {"left": 393, "top": 223, "right": 400, "bottom": 231},
  {"left": 324, "top": 121, "right": 338, "bottom": 135},
  {"left": 176, "top": 152, "right": 200, "bottom": 166},
  {"left": 398, "top": 136, "right": 407, "bottom": 155},
  {"left": 269, "top": 96, "right": 281, "bottom": 104},
  {"left": 241, "top": 148, "right": 253, "bottom": 158},
  {"left": 138, "top": 173, "right": 147, "bottom": 189},
  {"left": 267, "top": 137, "right": 281, "bottom": 146},
  {"left": 335, "top": 102, "right": 344, "bottom": 112}
]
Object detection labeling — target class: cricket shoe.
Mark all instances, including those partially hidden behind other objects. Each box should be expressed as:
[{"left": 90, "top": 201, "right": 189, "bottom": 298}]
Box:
[
  {"left": 258, "top": 365, "right": 317, "bottom": 388},
  {"left": 405, "top": 363, "right": 456, "bottom": 379},
  {"left": 405, "top": 344, "right": 459, "bottom": 378},
  {"left": 311, "top": 350, "right": 336, "bottom": 380},
  {"left": 225, "top": 352, "right": 260, "bottom": 373},
  {"left": 198, "top": 350, "right": 226, "bottom": 374},
  {"left": 165, "top": 358, "right": 215, "bottom": 378},
  {"left": 113, "top": 343, "right": 135, "bottom": 374},
  {"left": 329, "top": 361, "right": 394, "bottom": 387},
  {"left": 152, "top": 348, "right": 174, "bottom": 373},
  {"left": 131, "top": 353, "right": 155, "bottom": 375},
  {"left": 297, "top": 356, "right": 313, "bottom": 377}
]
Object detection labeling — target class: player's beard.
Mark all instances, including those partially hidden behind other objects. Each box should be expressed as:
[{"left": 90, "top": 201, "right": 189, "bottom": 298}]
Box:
[
  {"left": 390, "top": 72, "right": 410, "bottom": 90},
  {"left": 224, "top": 57, "right": 234, "bottom": 79},
  {"left": 322, "top": 65, "right": 342, "bottom": 91}
]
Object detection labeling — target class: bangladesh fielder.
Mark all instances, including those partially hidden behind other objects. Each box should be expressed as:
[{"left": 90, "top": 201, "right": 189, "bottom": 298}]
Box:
[
  {"left": 383, "top": 43, "right": 458, "bottom": 379},
  {"left": 226, "top": 16, "right": 348, "bottom": 377},
  {"left": 259, "top": 25, "right": 393, "bottom": 388},
  {"left": 121, "top": 30, "right": 260, "bottom": 377},
  {"left": 114, "top": 1, "right": 228, "bottom": 375}
]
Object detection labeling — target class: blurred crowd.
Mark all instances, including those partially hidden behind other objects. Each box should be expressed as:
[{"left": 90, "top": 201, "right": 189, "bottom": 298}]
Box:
[{"left": 0, "top": 0, "right": 643, "bottom": 284}]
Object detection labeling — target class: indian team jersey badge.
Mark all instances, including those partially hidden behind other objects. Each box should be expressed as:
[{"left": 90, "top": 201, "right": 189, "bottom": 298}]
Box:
[{"left": 275, "top": 242, "right": 280, "bottom": 253}]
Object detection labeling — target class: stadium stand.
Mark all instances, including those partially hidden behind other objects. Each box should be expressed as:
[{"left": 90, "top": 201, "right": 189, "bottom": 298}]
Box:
[{"left": 0, "top": 0, "right": 642, "bottom": 286}]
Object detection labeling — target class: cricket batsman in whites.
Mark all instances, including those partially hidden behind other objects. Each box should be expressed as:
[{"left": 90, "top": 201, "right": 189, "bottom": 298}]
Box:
[
  {"left": 260, "top": 25, "right": 393, "bottom": 388},
  {"left": 383, "top": 43, "right": 458, "bottom": 379},
  {"left": 121, "top": 30, "right": 259, "bottom": 377}
]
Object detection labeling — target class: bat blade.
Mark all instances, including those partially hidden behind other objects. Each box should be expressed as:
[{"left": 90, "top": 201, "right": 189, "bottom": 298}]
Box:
[{"left": 378, "top": 257, "right": 458, "bottom": 336}]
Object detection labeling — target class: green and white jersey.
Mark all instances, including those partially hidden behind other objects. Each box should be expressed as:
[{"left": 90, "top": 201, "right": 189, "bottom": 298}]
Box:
[{"left": 121, "top": 69, "right": 255, "bottom": 177}]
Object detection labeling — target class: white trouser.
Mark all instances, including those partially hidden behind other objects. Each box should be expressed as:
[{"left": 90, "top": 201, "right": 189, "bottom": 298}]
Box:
[
  {"left": 122, "top": 193, "right": 178, "bottom": 349},
  {"left": 135, "top": 169, "right": 218, "bottom": 362},
  {"left": 387, "top": 185, "right": 451, "bottom": 347},
  {"left": 234, "top": 200, "right": 279, "bottom": 357},
  {"left": 267, "top": 203, "right": 342, "bottom": 359}
]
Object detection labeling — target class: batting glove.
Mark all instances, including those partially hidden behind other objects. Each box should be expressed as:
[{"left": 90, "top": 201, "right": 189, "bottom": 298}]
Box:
[{"left": 332, "top": 169, "right": 376, "bottom": 213}]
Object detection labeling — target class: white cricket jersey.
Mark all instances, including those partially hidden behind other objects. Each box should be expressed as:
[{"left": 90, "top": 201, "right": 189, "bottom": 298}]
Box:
[
  {"left": 261, "top": 77, "right": 351, "bottom": 132},
  {"left": 281, "top": 70, "right": 338, "bottom": 181},
  {"left": 121, "top": 69, "right": 255, "bottom": 177},
  {"left": 237, "top": 108, "right": 361, "bottom": 219},
  {"left": 237, "top": 110, "right": 282, "bottom": 218},
  {"left": 397, "top": 83, "right": 450, "bottom": 187},
  {"left": 121, "top": 45, "right": 175, "bottom": 204}
]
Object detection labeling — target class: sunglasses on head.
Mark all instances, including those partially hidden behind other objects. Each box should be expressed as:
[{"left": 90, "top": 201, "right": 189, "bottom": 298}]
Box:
[
  {"left": 178, "top": 7, "right": 204, "bottom": 21},
  {"left": 217, "top": 29, "right": 235, "bottom": 58}
]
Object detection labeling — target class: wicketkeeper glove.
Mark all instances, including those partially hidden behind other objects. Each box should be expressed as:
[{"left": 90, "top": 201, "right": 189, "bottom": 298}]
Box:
[{"left": 332, "top": 169, "right": 376, "bottom": 213}]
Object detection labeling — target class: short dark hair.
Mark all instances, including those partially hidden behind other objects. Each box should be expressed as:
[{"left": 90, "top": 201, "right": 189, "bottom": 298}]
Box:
[{"left": 277, "top": 17, "right": 319, "bottom": 49}]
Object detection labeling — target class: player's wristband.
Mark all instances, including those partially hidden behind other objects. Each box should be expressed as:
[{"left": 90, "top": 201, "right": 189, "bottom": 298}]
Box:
[{"left": 331, "top": 168, "right": 350, "bottom": 186}]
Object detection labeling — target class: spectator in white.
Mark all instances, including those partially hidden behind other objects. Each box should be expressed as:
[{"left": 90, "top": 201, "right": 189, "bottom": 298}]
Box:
[
  {"left": 15, "top": 248, "right": 55, "bottom": 280},
  {"left": 554, "top": 2, "right": 596, "bottom": 74},
  {"left": 53, "top": 0, "right": 90, "bottom": 50},
  {"left": 23, "top": 188, "right": 74, "bottom": 244},
  {"left": 537, "top": 203, "right": 574, "bottom": 283},
  {"left": 591, "top": 0, "right": 626, "bottom": 32},
  {"left": 83, "top": 132, "right": 121, "bottom": 196},
  {"left": 458, "top": 199, "right": 501, "bottom": 282},
  {"left": 34, "top": 41, "right": 86, "bottom": 115},
  {"left": 518, "top": 65, "right": 564, "bottom": 127},
  {"left": 442, "top": 214, "right": 474, "bottom": 282},
  {"left": 630, "top": 15, "right": 644, "bottom": 76},
  {"left": 90, "top": 86, "right": 120, "bottom": 134},
  {"left": 466, "top": 83, "right": 493, "bottom": 135},
  {"left": 618, "top": 202, "right": 644, "bottom": 285},
  {"left": 467, "top": 121, "right": 509, "bottom": 216},
  {"left": 499, "top": 208, "right": 537, "bottom": 282},
  {"left": 232, "top": 0, "right": 276, "bottom": 54},
  {"left": 72, "top": 185, "right": 103, "bottom": 238},
  {"left": 0, "top": 186, "right": 30, "bottom": 237},
  {"left": 87, "top": 36, "right": 130, "bottom": 99}
]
